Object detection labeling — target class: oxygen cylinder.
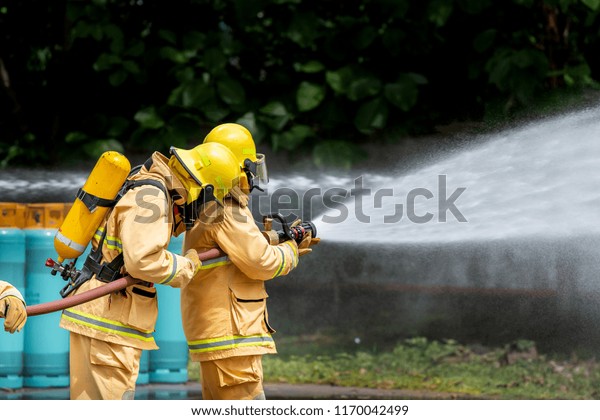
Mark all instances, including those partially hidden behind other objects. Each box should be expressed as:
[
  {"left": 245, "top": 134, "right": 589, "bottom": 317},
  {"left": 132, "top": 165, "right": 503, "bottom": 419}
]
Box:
[{"left": 54, "top": 151, "right": 131, "bottom": 263}]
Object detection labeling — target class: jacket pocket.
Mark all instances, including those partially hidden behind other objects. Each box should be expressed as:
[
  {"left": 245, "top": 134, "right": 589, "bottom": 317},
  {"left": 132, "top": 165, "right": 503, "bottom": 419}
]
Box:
[
  {"left": 229, "top": 281, "right": 268, "bottom": 336},
  {"left": 125, "top": 283, "right": 158, "bottom": 332}
]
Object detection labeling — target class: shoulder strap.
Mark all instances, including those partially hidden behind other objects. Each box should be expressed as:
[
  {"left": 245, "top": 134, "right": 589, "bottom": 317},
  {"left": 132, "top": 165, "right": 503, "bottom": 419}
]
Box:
[{"left": 123, "top": 179, "right": 168, "bottom": 199}]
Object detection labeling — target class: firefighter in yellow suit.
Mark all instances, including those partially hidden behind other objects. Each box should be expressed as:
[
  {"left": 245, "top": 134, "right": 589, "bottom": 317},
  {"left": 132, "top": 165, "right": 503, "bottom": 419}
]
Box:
[
  {"left": 59, "top": 142, "right": 240, "bottom": 400},
  {"left": 182, "top": 123, "right": 317, "bottom": 400},
  {"left": 0, "top": 280, "right": 27, "bottom": 333}
]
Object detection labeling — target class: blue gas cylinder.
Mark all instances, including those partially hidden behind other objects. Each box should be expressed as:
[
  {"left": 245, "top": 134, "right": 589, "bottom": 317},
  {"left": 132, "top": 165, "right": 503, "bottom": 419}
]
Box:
[
  {"left": 0, "top": 228, "right": 26, "bottom": 389},
  {"left": 149, "top": 234, "right": 188, "bottom": 383},
  {"left": 137, "top": 350, "right": 150, "bottom": 385},
  {"left": 23, "top": 229, "right": 70, "bottom": 387}
]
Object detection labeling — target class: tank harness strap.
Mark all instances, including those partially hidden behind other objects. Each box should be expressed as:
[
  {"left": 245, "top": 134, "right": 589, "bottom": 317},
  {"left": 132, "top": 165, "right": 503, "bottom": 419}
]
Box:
[
  {"left": 82, "top": 228, "right": 124, "bottom": 283},
  {"left": 76, "top": 188, "right": 117, "bottom": 212},
  {"left": 81, "top": 179, "right": 168, "bottom": 284},
  {"left": 143, "top": 157, "right": 153, "bottom": 170}
]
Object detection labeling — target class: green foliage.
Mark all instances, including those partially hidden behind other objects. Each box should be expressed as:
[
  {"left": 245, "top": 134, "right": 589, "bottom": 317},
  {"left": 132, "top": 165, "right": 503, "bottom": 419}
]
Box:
[
  {"left": 313, "top": 140, "right": 365, "bottom": 169},
  {"left": 257, "top": 336, "right": 600, "bottom": 399},
  {"left": 1, "top": 0, "right": 600, "bottom": 168}
]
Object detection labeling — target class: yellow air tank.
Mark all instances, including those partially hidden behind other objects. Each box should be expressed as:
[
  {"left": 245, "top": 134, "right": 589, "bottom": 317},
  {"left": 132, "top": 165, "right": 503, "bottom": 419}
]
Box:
[{"left": 54, "top": 151, "right": 131, "bottom": 263}]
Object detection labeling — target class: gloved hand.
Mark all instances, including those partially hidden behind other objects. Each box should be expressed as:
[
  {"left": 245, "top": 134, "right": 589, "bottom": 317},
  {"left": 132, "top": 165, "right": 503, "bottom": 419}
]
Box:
[
  {"left": 185, "top": 249, "right": 202, "bottom": 275},
  {"left": 297, "top": 232, "right": 320, "bottom": 257},
  {"left": 0, "top": 296, "right": 27, "bottom": 333}
]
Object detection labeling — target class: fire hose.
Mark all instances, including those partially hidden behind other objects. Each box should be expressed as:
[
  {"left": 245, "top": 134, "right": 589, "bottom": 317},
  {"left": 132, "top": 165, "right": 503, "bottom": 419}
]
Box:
[{"left": 26, "top": 248, "right": 225, "bottom": 317}]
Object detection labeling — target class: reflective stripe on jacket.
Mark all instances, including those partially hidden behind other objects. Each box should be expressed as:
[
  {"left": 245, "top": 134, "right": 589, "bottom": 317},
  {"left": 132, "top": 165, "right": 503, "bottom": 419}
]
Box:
[
  {"left": 181, "top": 189, "right": 299, "bottom": 362},
  {"left": 59, "top": 152, "right": 198, "bottom": 350}
]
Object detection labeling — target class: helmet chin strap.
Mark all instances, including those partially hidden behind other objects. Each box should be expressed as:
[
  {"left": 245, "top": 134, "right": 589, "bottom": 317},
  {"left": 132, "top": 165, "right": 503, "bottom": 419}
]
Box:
[
  {"left": 243, "top": 166, "right": 264, "bottom": 192},
  {"left": 243, "top": 158, "right": 266, "bottom": 193},
  {"left": 178, "top": 185, "right": 217, "bottom": 230}
]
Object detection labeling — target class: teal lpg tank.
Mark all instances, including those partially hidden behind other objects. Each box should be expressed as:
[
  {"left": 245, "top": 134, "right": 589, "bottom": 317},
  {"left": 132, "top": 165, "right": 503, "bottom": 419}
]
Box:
[
  {"left": 23, "top": 228, "right": 69, "bottom": 388},
  {"left": 0, "top": 228, "right": 26, "bottom": 389},
  {"left": 137, "top": 350, "right": 150, "bottom": 385},
  {"left": 149, "top": 234, "right": 188, "bottom": 383}
]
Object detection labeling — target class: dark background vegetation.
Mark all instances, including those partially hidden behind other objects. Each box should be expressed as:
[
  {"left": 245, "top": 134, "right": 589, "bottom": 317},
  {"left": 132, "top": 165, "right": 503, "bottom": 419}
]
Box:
[{"left": 1, "top": 0, "right": 599, "bottom": 169}]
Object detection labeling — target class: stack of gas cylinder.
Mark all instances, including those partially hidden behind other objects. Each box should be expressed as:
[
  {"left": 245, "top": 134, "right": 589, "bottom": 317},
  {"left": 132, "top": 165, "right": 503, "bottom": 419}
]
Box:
[{"left": 0, "top": 202, "right": 188, "bottom": 390}]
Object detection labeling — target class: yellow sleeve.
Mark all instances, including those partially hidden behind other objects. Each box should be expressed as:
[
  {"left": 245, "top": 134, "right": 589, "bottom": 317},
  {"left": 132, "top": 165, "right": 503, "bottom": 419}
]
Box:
[
  {"left": 118, "top": 187, "right": 196, "bottom": 287},
  {"left": 212, "top": 204, "right": 298, "bottom": 280}
]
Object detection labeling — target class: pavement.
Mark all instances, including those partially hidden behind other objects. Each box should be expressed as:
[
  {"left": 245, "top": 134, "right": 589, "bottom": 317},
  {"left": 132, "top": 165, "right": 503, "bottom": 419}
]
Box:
[{"left": 0, "top": 381, "right": 486, "bottom": 400}]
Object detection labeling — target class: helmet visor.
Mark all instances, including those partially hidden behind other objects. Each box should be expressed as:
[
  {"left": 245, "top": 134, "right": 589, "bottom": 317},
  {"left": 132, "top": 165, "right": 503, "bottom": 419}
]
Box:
[
  {"left": 168, "top": 147, "right": 203, "bottom": 204},
  {"left": 245, "top": 153, "right": 268, "bottom": 191},
  {"left": 254, "top": 153, "right": 268, "bottom": 186}
]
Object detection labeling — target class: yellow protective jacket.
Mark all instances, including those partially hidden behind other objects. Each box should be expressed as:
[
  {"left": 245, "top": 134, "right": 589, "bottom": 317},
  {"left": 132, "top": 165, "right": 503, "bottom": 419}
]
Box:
[
  {"left": 0, "top": 280, "right": 25, "bottom": 304},
  {"left": 59, "top": 152, "right": 198, "bottom": 350},
  {"left": 181, "top": 188, "right": 299, "bottom": 362}
]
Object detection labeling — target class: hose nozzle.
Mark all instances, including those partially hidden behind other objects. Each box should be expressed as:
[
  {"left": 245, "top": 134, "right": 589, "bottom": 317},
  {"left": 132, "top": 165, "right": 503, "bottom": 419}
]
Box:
[{"left": 262, "top": 213, "right": 317, "bottom": 245}]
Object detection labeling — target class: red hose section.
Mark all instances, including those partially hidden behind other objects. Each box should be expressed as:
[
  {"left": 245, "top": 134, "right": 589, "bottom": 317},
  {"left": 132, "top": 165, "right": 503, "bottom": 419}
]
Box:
[{"left": 26, "top": 248, "right": 225, "bottom": 317}]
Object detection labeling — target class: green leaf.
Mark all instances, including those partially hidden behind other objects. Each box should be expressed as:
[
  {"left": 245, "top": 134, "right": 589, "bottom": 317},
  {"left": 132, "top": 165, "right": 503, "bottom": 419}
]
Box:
[
  {"left": 104, "top": 24, "right": 124, "bottom": 54},
  {"left": 294, "top": 61, "right": 325, "bottom": 74},
  {"left": 260, "top": 101, "right": 288, "bottom": 117},
  {"left": 297, "top": 81, "right": 326, "bottom": 112},
  {"left": 106, "top": 117, "right": 130, "bottom": 138},
  {"left": 126, "top": 41, "right": 145, "bottom": 57},
  {"left": 486, "top": 48, "right": 513, "bottom": 89},
  {"left": 287, "top": 12, "right": 320, "bottom": 48},
  {"left": 202, "top": 99, "right": 231, "bottom": 122},
  {"left": 183, "top": 80, "right": 214, "bottom": 108},
  {"left": 271, "top": 124, "right": 314, "bottom": 152},
  {"left": 582, "top": 0, "right": 600, "bottom": 10},
  {"left": 176, "top": 67, "right": 196, "bottom": 83},
  {"left": 91, "top": 24, "right": 103, "bottom": 41},
  {"left": 203, "top": 48, "right": 228, "bottom": 75},
  {"left": 158, "top": 30, "right": 177, "bottom": 45},
  {"left": 183, "top": 31, "right": 207, "bottom": 50},
  {"left": 122, "top": 60, "right": 140, "bottom": 74},
  {"left": 259, "top": 102, "right": 291, "bottom": 131},
  {"left": 427, "top": 0, "right": 454, "bottom": 26},
  {"left": 93, "top": 53, "right": 121, "bottom": 71},
  {"left": 354, "top": 26, "right": 378, "bottom": 50},
  {"left": 109, "top": 70, "right": 128, "bottom": 86},
  {"left": 347, "top": 77, "right": 382, "bottom": 101},
  {"left": 82, "top": 139, "right": 124, "bottom": 159},
  {"left": 167, "top": 85, "right": 185, "bottom": 106},
  {"left": 65, "top": 131, "right": 88, "bottom": 143},
  {"left": 313, "top": 140, "right": 365, "bottom": 169},
  {"left": 473, "top": 29, "right": 497, "bottom": 53},
  {"left": 216, "top": 78, "right": 246, "bottom": 106},
  {"left": 134, "top": 107, "right": 165, "bottom": 130},
  {"left": 408, "top": 73, "right": 428, "bottom": 85},
  {"left": 354, "top": 98, "right": 389, "bottom": 134},
  {"left": 170, "top": 80, "right": 215, "bottom": 109},
  {"left": 167, "top": 114, "right": 203, "bottom": 146},
  {"left": 384, "top": 74, "right": 419, "bottom": 111},
  {"left": 326, "top": 66, "right": 356, "bottom": 95},
  {"left": 160, "top": 46, "right": 189, "bottom": 64}
]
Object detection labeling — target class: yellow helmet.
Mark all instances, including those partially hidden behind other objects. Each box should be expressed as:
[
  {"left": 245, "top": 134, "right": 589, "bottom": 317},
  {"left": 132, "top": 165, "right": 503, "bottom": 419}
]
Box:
[
  {"left": 203, "top": 123, "right": 268, "bottom": 193},
  {"left": 168, "top": 142, "right": 240, "bottom": 205}
]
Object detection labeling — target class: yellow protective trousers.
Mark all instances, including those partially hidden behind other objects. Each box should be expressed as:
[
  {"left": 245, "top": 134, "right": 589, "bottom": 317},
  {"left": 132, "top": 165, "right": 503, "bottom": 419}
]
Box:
[
  {"left": 69, "top": 332, "right": 141, "bottom": 400},
  {"left": 200, "top": 355, "right": 265, "bottom": 400}
]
